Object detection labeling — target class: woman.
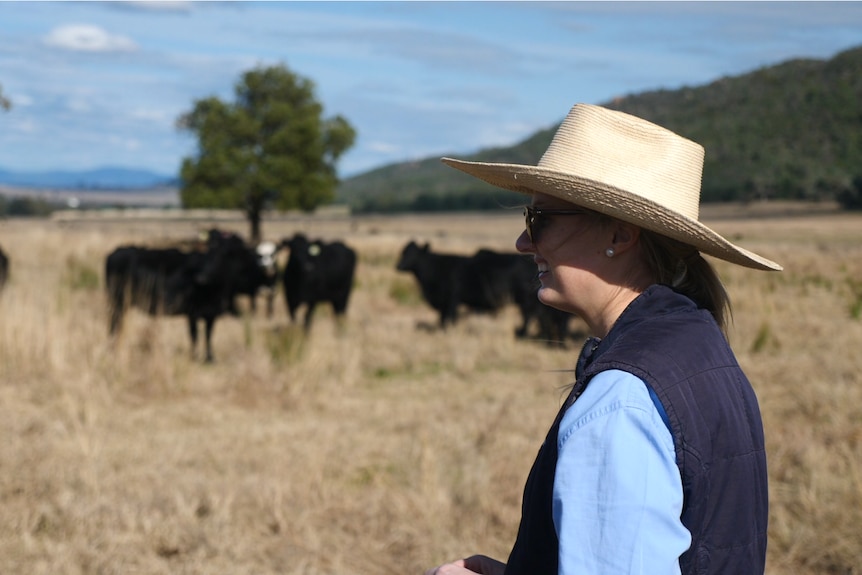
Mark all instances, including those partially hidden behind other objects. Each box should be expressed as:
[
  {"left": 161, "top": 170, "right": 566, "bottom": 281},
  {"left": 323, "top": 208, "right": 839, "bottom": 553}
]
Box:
[{"left": 425, "top": 104, "right": 781, "bottom": 575}]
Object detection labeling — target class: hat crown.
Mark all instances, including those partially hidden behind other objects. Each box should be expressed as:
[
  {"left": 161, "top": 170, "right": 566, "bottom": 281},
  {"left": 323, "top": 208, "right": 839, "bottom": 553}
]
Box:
[{"left": 538, "top": 104, "right": 704, "bottom": 221}]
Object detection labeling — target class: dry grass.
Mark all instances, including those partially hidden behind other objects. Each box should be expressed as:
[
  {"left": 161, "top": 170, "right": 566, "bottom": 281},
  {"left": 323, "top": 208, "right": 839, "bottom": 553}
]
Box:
[{"left": 0, "top": 206, "right": 860, "bottom": 574}]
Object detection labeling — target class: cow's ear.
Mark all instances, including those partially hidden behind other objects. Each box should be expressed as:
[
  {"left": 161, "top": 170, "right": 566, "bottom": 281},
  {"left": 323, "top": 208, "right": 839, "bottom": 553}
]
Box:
[{"left": 422, "top": 242, "right": 429, "bottom": 251}]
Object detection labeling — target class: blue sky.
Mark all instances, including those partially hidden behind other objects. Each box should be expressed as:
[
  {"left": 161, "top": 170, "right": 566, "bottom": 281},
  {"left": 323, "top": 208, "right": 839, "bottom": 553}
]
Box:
[{"left": 1, "top": 1, "right": 861, "bottom": 179}]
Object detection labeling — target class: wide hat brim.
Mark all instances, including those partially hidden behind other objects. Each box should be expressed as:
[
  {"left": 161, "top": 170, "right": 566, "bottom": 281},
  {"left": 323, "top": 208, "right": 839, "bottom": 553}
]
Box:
[
  {"left": 440, "top": 103, "right": 781, "bottom": 272},
  {"left": 441, "top": 158, "right": 782, "bottom": 271}
]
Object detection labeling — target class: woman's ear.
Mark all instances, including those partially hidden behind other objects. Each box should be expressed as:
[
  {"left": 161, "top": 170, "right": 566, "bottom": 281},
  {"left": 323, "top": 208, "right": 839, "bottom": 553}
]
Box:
[{"left": 610, "top": 221, "right": 641, "bottom": 255}]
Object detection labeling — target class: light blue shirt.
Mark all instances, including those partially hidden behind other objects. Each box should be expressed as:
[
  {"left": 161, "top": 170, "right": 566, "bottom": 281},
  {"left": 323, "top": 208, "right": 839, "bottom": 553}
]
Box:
[{"left": 553, "top": 369, "right": 692, "bottom": 574}]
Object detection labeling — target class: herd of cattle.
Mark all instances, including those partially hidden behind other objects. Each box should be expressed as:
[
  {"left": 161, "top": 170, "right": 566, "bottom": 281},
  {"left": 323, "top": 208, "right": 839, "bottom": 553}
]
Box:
[
  {"left": 103, "top": 229, "right": 357, "bottom": 362},
  {"left": 0, "top": 229, "right": 576, "bottom": 362}
]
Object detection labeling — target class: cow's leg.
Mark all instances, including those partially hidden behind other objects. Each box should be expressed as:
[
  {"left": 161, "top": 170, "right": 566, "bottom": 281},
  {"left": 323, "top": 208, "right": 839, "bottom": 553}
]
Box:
[
  {"left": 203, "top": 317, "right": 215, "bottom": 363},
  {"left": 441, "top": 297, "right": 458, "bottom": 329},
  {"left": 108, "top": 299, "right": 124, "bottom": 337},
  {"left": 441, "top": 310, "right": 457, "bottom": 329},
  {"left": 551, "top": 314, "right": 570, "bottom": 347},
  {"left": 331, "top": 299, "right": 349, "bottom": 333},
  {"left": 107, "top": 279, "right": 126, "bottom": 337},
  {"left": 514, "top": 317, "right": 530, "bottom": 339},
  {"left": 332, "top": 291, "right": 350, "bottom": 318},
  {"left": 303, "top": 302, "right": 317, "bottom": 332},
  {"left": 227, "top": 296, "right": 241, "bottom": 317},
  {"left": 187, "top": 315, "right": 199, "bottom": 360},
  {"left": 285, "top": 293, "right": 298, "bottom": 323},
  {"left": 514, "top": 304, "right": 532, "bottom": 339},
  {"left": 439, "top": 300, "right": 454, "bottom": 329}
]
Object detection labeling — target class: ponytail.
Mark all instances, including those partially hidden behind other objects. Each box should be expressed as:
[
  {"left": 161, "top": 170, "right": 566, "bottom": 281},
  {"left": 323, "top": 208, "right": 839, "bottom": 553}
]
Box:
[{"left": 638, "top": 230, "right": 732, "bottom": 334}]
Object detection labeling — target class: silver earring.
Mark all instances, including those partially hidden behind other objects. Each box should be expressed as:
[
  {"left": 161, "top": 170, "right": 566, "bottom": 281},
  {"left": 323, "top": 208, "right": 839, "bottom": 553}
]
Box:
[{"left": 605, "top": 247, "right": 615, "bottom": 258}]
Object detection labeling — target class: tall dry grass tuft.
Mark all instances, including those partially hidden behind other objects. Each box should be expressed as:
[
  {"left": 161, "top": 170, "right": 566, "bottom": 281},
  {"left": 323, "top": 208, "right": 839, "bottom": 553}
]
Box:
[{"left": 0, "top": 208, "right": 860, "bottom": 574}]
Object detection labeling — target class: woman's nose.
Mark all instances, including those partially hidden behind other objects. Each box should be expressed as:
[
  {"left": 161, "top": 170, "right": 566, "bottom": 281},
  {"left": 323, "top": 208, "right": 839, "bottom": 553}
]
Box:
[{"left": 515, "top": 229, "right": 534, "bottom": 254}]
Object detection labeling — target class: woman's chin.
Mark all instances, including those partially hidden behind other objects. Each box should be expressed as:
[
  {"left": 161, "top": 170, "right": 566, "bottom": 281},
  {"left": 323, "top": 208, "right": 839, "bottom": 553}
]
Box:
[{"left": 536, "top": 287, "right": 561, "bottom": 309}]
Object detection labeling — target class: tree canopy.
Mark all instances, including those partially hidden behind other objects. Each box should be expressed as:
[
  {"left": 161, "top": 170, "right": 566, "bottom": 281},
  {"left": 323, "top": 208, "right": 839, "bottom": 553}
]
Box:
[{"left": 177, "top": 64, "right": 356, "bottom": 241}]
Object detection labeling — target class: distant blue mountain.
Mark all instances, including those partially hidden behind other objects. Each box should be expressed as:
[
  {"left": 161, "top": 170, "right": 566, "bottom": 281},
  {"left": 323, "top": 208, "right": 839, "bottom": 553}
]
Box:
[{"left": 0, "top": 166, "right": 177, "bottom": 190}]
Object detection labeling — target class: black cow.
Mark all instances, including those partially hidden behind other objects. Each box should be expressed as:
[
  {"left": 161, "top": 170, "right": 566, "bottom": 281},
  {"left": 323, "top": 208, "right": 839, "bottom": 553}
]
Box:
[
  {"left": 517, "top": 288, "right": 574, "bottom": 347},
  {"left": 0, "top": 245, "right": 8, "bottom": 293},
  {"left": 395, "top": 241, "right": 472, "bottom": 328},
  {"left": 280, "top": 233, "right": 357, "bottom": 331},
  {"left": 204, "top": 229, "right": 274, "bottom": 317},
  {"left": 471, "top": 249, "right": 573, "bottom": 346},
  {"left": 396, "top": 242, "right": 573, "bottom": 344},
  {"left": 105, "top": 232, "right": 263, "bottom": 362}
]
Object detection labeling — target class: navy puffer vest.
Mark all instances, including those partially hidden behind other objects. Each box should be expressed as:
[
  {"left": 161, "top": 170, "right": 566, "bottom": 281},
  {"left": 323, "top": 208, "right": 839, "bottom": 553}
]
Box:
[{"left": 504, "top": 285, "right": 768, "bottom": 575}]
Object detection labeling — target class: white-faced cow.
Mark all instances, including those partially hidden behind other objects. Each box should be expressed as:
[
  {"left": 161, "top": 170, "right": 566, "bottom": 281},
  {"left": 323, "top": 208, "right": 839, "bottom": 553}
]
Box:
[
  {"left": 253, "top": 240, "right": 281, "bottom": 317},
  {"left": 207, "top": 230, "right": 277, "bottom": 317},
  {"left": 280, "top": 233, "right": 357, "bottom": 331},
  {"left": 105, "top": 229, "right": 266, "bottom": 362}
]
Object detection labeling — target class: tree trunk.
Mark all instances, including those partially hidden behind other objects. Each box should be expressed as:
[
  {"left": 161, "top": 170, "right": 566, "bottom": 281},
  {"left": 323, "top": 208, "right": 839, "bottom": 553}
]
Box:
[{"left": 247, "top": 206, "right": 262, "bottom": 244}]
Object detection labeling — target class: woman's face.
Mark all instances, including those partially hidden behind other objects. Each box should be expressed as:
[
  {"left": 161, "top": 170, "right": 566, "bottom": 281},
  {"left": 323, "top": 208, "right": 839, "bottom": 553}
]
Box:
[{"left": 515, "top": 193, "right": 615, "bottom": 321}]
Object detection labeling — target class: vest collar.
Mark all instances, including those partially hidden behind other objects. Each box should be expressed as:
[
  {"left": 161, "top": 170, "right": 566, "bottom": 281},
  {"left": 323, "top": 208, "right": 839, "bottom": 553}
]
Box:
[{"left": 575, "top": 284, "right": 696, "bottom": 379}]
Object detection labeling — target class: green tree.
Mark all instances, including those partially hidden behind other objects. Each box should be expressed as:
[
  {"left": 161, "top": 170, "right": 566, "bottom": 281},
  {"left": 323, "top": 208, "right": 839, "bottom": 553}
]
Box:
[{"left": 176, "top": 64, "right": 356, "bottom": 241}]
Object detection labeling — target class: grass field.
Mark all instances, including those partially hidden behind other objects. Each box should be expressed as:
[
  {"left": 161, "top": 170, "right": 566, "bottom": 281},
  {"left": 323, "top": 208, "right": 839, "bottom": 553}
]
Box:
[{"left": 0, "top": 205, "right": 860, "bottom": 574}]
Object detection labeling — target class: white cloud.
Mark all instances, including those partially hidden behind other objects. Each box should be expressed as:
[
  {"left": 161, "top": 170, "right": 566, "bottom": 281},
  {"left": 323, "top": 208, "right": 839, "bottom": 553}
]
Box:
[
  {"left": 44, "top": 24, "right": 137, "bottom": 53},
  {"left": 130, "top": 107, "right": 175, "bottom": 126},
  {"left": 113, "top": 136, "right": 142, "bottom": 152},
  {"left": 3, "top": 92, "right": 33, "bottom": 108},
  {"left": 367, "top": 141, "right": 400, "bottom": 154},
  {"left": 7, "top": 118, "right": 37, "bottom": 135}
]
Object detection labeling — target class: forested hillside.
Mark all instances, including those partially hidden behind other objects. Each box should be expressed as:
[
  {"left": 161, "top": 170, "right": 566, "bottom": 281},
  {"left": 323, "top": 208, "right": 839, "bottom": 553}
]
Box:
[{"left": 337, "top": 45, "right": 862, "bottom": 212}]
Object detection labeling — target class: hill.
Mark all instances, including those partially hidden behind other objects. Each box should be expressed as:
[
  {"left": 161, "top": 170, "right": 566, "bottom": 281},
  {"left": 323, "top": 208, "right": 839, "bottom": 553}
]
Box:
[
  {"left": 337, "top": 45, "right": 862, "bottom": 212},
  {"left": 0, "top": 166, "right": 176, "bottom": 190}
]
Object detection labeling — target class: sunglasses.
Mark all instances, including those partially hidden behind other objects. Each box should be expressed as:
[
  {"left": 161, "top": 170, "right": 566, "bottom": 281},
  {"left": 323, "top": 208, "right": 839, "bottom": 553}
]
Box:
[{"left": 523, "top": 205, "right": 589, "bottom": 242}]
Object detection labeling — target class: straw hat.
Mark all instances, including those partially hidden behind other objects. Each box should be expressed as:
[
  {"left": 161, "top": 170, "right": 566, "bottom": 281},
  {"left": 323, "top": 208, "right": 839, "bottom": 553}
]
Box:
[{"left": 441, "top": 103, "right": 782, "bottom": 271}]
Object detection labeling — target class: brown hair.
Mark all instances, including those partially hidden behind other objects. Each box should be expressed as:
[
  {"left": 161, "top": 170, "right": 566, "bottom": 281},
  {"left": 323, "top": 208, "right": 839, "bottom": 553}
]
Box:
[{"left": 638, "top": 229, "right": 732, "bottom": 333}]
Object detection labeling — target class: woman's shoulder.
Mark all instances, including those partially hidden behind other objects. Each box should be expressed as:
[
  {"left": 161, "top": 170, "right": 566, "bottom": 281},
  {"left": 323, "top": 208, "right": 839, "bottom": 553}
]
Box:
[
  {"left": 557, "top": 369, "right": 674, "bottom": 451},
  {"left": 581, "top": 368, "right": 653, "bottom": 406},
  {"left": 560, "top": 370, "right": 654, "bottom": 430}
]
